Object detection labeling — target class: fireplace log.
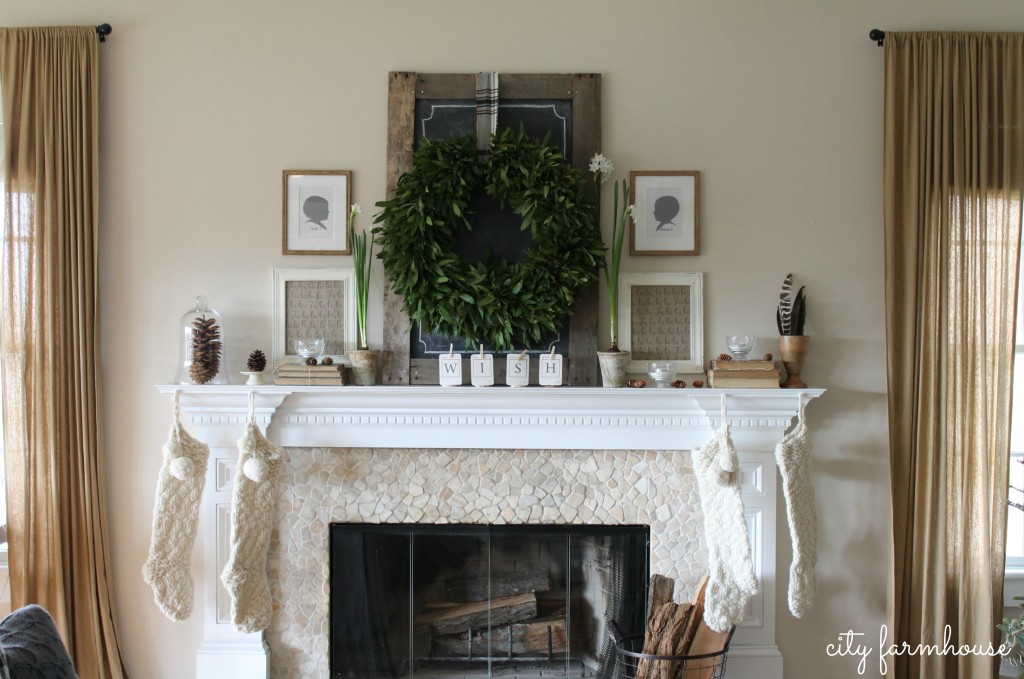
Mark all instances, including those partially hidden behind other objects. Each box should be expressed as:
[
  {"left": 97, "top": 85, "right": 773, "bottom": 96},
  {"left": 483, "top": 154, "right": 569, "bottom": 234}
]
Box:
[
  {"left": 646, "top": 574, "right": 675, "bottom": 627},
  {"left": 415, "top": 592, "right": 538, "bottom": 635},
  {"left": 431, "top": 614, "right": 567, "bottom": 657},
  {"left": 635, "top": 602, "right": 693, "bottom": 679},
  {"left": 677, "top": 575, "right": 710, "bottom": 656},
  {"left": 444, "top": 569, "right": 551, "bottom": 602}
]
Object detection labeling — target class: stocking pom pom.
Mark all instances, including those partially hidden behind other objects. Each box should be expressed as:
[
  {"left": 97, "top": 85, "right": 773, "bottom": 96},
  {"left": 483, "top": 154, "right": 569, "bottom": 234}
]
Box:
[
  {"left": 243, "top": 457, "right": 268, "bottom": 483},
  {"left": 169, "top": 456, "right": 195, "bottom": 480},
  {"left": 713, "top": 466, "right": 734, "bottom": 486}
]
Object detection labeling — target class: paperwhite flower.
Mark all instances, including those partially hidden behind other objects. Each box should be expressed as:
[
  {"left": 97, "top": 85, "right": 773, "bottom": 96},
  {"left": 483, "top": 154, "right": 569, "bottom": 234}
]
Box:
[
  {"left": 588, "top": 153, "right": 614, "bottom": 183},
  {"left": 627, "top": 204, "right": 636, "bottom": 218},
  {"left": 350, "top": 204, "right": 362, "bottom": 216}
]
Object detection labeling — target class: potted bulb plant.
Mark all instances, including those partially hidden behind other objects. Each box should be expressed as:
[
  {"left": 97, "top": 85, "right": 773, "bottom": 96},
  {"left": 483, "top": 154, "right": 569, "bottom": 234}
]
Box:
[
  {"left": 592, "top": 153, "right": 634, "bottom": 388},
  {"left": 777, "top": 272, "right": 808, "bottom": 388},
  {"left": 348, "top": 204, "right": 378, "bottom": 385}
]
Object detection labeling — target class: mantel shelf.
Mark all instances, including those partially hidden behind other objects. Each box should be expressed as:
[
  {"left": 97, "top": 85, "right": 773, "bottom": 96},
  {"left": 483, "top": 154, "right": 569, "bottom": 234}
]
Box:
[{"left": 157, "top": 384, "right": 824, "bottom": 451}]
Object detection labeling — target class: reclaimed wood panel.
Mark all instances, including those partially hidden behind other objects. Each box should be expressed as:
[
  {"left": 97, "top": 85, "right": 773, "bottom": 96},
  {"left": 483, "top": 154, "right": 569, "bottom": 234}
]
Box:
[
  {"left": 383, "top": 72, "right": 601, "bottom": 386},
  {"left": 382, "top": 72, "right": 417, "bottom": 384}
]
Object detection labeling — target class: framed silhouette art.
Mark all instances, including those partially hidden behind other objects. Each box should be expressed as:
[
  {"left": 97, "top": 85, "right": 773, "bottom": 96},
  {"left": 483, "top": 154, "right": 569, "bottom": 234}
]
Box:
[
  {"left": 629, "top": 171, "right": 700, "bottom": 256},
  {"left": 283, "top": 170, "right": 352, "bottom": 255}
]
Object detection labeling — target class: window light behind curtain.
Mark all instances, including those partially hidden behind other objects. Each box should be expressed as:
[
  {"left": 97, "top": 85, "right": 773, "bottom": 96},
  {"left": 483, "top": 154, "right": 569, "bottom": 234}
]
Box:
[
  {"left": 0, "top": 26, "right": 126, "bottom": 678},
  {"left": 883, "top": 32, "right": 1024, "bottom": 679}
]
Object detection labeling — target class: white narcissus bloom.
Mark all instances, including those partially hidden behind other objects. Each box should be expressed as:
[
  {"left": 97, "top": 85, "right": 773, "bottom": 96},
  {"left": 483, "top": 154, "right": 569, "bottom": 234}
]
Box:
[
  {"left": 627, "top": 204, "right": 636, "bottom": 218},
  {"left": 350, "top": 204, "right": 362, "bottom": 216},
  {"left": 588, "top": 153, "right": 614, "bottom": 183}
]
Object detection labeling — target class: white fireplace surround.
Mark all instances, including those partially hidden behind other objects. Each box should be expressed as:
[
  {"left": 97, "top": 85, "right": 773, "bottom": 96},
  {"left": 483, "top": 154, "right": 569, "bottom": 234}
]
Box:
[{"left": 158, "top": 385, "right": 823, "bottom": 679}]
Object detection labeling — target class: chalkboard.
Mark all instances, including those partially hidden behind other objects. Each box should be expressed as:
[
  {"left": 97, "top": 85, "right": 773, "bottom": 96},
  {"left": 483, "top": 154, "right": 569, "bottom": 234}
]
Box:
[
  {"left": 408, "top": 99, "right": 575, "bottom": 359},
  {"left": 415, "top": 99, "right": 572, "bottom": 155}
]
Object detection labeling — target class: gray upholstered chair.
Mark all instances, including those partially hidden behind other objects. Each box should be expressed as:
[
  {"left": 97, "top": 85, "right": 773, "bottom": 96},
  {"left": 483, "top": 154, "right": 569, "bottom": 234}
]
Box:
[{"left": 0, "top": 605, "right": 78, "bottom": 679}]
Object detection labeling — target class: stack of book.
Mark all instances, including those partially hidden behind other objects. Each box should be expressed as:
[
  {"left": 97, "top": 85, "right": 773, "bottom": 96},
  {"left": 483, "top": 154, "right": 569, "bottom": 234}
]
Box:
[
  {"left": 707, "top": 359, "right": 780, "bottom": 388},
  {"left": 274, "top": 363, "right": 347, "bottom": 386}
]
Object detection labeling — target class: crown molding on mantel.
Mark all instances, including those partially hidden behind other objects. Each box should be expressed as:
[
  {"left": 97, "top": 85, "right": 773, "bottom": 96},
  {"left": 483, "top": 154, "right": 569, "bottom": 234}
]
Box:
[{"left": 156, "top": 385, "right": 824, "bottom": 451}]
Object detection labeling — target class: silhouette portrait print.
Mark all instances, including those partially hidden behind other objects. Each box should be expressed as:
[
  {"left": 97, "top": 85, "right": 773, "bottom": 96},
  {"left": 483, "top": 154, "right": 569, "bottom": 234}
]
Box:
[
  {"left": 653, "top": 195, "right": 680, "bottom": 231},
  {"left": 303, "top": 195, "right": 330, "bottom": 230}
]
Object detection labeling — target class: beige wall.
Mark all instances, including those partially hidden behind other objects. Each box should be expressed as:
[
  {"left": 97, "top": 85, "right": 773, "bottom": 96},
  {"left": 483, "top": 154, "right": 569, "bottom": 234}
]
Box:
[{"left": 2, "top": 0, "right": 1022, "bottom": 677}]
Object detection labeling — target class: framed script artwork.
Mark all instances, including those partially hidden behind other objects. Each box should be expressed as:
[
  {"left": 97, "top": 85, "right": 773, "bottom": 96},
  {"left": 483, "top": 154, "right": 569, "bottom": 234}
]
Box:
[
  {"left": 629, "top": 171, "right": 700, "bottom": 256},
  {"left": 618, "top": 272, "right": 704, "bottom": 374},
  {"left": 272, "top": 268, "right": 356, "bottom": 367},
  {"left": 282, "top": 170, "right": 352, "bottom": 255}
]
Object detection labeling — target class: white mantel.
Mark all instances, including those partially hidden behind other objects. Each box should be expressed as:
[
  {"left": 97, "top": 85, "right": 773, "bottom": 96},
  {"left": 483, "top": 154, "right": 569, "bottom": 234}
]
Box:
[
  {"left": 157, "top": 385, "right": 823, "bottom": 679},
  {"left": 157, "top": 384, "right": 823, "bottom": 450}
]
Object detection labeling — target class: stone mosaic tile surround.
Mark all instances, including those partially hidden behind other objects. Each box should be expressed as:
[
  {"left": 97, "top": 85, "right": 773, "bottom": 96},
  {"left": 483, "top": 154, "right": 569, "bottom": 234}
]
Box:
[{"left": 266, "top": 447, "right": 706, "bottom": 679}]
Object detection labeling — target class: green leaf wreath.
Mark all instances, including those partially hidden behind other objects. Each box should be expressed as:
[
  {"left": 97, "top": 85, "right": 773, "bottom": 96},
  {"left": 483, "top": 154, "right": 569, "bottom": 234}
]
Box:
[{"left": 372, "top": 128, "right": 604, "bottom": 350}]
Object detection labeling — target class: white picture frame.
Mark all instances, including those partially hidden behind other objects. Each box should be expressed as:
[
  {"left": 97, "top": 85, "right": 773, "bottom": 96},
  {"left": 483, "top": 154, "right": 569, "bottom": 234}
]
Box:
[
  {"left": 282, "top": 170, "right": 351, "bottom": 255},
  {"left": 273, "top": 267, "right": 356, "bottom": 367},
  {"left": 618, "top": 272, "right": 704, "bottom": 374}
]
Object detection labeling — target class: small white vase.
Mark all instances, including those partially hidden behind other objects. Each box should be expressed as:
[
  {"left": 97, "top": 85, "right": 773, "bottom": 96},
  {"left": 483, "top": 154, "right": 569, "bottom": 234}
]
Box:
[{"left": 597, "top": 350, "right": 631, "bottom": 388}]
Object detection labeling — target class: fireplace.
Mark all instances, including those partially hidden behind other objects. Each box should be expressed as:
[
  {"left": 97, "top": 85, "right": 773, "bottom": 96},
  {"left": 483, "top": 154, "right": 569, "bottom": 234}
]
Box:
[
  {"left": 163, "top": 385, "right": 822, "bottom": 679},
  {"left": 329, "top": 524, "right": 650, "bottom": 678}
]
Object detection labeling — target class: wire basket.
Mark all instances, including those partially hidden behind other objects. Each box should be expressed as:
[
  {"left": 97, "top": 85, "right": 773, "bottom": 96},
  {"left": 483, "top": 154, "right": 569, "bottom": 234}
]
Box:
[{"left": 613, "top": 627, "right": 735, "bottom": 679}]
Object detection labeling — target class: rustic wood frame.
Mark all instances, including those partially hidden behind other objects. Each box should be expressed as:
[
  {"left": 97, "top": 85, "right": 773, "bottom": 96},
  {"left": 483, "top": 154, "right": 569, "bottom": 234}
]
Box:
[
  {"left": 629, "top": 171, "right": 700, "bottom": 256},
  {"left": 382, "top": 72, "right": 602, "bottom": 385},
  {"left": 282, "top": 170, "right": 352, "bottom": 255}
]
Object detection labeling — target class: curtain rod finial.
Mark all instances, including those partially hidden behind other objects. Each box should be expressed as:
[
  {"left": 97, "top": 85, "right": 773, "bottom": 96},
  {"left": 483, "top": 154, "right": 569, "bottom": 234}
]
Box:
[
  {"left": 95, "top": 24, "right": 112, "bottom": 42},
  {"left": 870, "top": 28, "right": 885, "bottom": 46}
]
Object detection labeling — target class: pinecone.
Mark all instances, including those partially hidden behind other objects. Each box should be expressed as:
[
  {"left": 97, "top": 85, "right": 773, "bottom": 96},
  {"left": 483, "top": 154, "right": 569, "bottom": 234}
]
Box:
[
  {"left": 247, "top": 349, "right": 267, "bottom": 373},
  {"left": 189, "top": 315, "right": 222, "bottom": 384}
]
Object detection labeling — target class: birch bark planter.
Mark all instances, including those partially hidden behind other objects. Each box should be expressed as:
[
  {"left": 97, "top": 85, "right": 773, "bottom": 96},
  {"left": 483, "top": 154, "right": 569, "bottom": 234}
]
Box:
[
  {"left": 348, "top": 349, "right": 379, "bottom": 386},
  {"left": 597, "top": 350, "right": 631, "bottom": 388},
  {"left": 779, "top": 336, "right": 809, "bottom": 388}
]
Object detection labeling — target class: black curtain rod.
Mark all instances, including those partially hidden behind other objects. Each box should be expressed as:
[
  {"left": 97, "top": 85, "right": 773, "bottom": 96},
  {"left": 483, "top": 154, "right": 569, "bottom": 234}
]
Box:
[
  {"left": 96, "top": 23, "right": 111, "bottom": 43},
  {"left": 870, "top": 29, "right": 885, "bottom": 46}
]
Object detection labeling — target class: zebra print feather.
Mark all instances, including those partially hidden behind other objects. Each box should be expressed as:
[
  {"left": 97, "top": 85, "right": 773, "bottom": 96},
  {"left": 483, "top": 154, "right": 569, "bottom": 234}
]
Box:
[{"left": 778, "top": 273, "right": 794, "bottom": 335}]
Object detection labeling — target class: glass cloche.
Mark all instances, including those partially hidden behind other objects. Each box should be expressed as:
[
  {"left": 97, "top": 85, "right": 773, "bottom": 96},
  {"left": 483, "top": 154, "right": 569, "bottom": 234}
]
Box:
[{"left": 176, "top": 295, "right": 228, "bottom": 385}]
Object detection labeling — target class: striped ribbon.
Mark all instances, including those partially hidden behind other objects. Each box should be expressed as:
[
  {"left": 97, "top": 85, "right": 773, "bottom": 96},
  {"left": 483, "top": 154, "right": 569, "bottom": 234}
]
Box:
[{"left": 476, "top": 71, "right": 499, "bottom": 159}]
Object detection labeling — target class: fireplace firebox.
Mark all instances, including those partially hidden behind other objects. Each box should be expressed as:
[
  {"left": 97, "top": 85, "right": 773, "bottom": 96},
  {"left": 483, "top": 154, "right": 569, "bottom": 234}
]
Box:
[{"left": 330, "top": 524, "right": 650, "bottom": 678}]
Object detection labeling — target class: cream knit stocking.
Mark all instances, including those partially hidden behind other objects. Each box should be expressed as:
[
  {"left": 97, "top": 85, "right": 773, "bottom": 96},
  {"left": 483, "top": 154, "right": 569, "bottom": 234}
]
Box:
[
  {"left": 221, "top": 394, "right": 281, "bottom": 633},
  {"left": 143, "top": 392, "right": 210, "bottom": 621},
  {"left": 691, "top": 398, "right": 758, "bottom": 632},
  {"left": 775, "top": 397, "right": 817, "bottom": 617}
]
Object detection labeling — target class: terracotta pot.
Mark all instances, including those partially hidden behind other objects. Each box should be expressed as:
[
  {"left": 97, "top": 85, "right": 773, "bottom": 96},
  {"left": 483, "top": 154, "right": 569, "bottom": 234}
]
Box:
[
  {"left": 597, "top": 350, "right": 631, "bottom": 388},
  {"left": 779, "top": 336, "right": 810, "bottom": 388},
  {"left": 348, "top": 349, "right": 379, "bottom": 386}
]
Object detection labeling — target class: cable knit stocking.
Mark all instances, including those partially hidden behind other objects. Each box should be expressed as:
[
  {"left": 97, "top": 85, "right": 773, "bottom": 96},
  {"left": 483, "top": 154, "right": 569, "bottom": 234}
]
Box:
[
  {"left": 775, "top": 397, "right": 817, "bottom": 617},
  {"left": 221, "top": 394, "right": 281, "bottom": 633},
  {"left": 691, "top": 398, "right": 758, "bottom": 632},
  {"left": 143, "top": 392, "right": 210, "bottom": 621}
]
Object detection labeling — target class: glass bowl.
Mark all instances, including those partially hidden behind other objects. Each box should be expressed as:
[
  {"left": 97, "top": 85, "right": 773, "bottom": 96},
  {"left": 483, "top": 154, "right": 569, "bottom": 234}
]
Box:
[
  {"left": 646, "top": 361, "right": 677, "bottom": 388},
  {"left": 295, "top": 337, "right": 325, "bottom": 359},
  {"left": 726, "top": 335, "right": 757, "bottom": 361}
]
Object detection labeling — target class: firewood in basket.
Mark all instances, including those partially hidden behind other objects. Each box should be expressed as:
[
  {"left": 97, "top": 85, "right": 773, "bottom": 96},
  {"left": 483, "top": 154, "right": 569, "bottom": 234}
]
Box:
[
  {"left": 646, "top": 574, "right": 675, "bottom": 628},
  {"left": 636, "top": 602, "right": 693, "bottom": 679},
  {"left": 678, "top": 575, "right": 710, "bottom": 656}
]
